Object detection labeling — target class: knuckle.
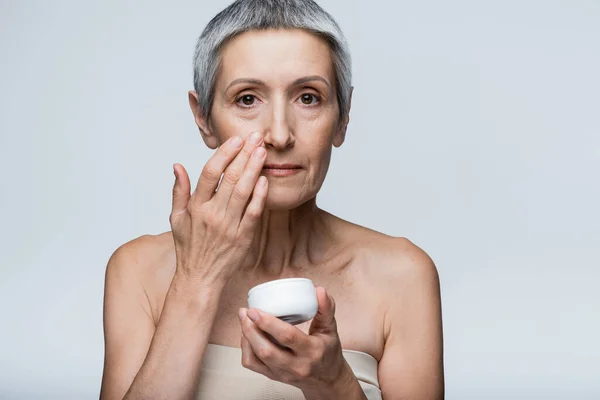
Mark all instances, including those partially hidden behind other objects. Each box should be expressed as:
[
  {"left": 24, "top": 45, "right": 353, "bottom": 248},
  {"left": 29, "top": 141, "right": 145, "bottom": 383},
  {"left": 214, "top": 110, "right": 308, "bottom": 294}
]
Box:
[
  {"left": 256, "top": 347, "right": 273, "bottom": 360},
  {"left": 220, "top": 147, "right": 234, "bottom": 159},
  {"left": 294, "top": 365, "right": 311, "bottom": 379},
  {"left": 201, "top": 164, "right": 221, "bottom": 182},
  {"left": 225, "top": 227, "right": 239, "bottom": 243},
  {"left": 222, "top": 145, "right": 240, "bottom": 159},
  {"left": 223, "top": 169, "right": 241, "bottom": 185},
  {"left": 280, "top": 328, "right": 296, "bottom": 346},
  {"left": 199, "top": 205, "right": 219, "bottom": 226},
  {"left": 169, "top": 213, "right": 185, "bottom": 230},
  {"left": 232, "top": 186, "right": 249, "bottom": 202},
  {"left": 244, "top": 205, "right": 261, "bottom": 222},
  {"left": 241, "top": 145, "right": 255, "bottom": 157},
  {"left": 241, "top": 355, "right": 251, "bottom": 368}
]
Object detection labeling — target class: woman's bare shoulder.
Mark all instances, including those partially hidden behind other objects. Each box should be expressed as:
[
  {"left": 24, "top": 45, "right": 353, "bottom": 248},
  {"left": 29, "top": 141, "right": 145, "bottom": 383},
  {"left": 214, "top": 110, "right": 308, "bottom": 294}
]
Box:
[
  {"left": 328, "top": 213, "right": 437, "bottom": 287},
  {"left": 105, "top": 232, "right": 177, "bottom": 322},
  {"left": 108, "top": 232, "right": 175, "bottom": 274},
  {"left": 105, "top": 233, "right": 175, "bottom": 290},
  {"left": 327, "top": 215, "right": 439, "bottom": 349}
]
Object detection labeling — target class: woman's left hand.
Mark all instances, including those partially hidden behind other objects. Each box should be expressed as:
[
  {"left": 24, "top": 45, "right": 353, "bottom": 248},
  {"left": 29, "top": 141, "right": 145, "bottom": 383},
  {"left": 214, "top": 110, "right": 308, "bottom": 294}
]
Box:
[{"left": 238, "top": 286, "right": 362, "bottom": 398}]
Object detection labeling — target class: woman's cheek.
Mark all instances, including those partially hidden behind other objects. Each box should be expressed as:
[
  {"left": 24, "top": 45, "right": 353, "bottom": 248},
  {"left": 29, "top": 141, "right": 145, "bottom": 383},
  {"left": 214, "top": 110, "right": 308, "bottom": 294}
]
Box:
[
  {"left": 295, "top": 103, "right": 323, "bottom": 119},
  {"left": 298, "top": 101, "right": 339, "bottom": 126},
  {"left": 300, "top": 109, "right": 338, "bottom": 137},
  {"left": 232, "top": 106, "right": 261, "bottom": 122},
  {"left": 223, "top": 109, "right": 262, "bottom": 134}
]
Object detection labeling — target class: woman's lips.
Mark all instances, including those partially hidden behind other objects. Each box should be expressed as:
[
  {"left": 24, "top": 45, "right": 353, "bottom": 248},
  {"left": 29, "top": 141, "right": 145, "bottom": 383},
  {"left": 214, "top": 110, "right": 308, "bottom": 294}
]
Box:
[
  {"left": 262, "top": 165, "right": 302, "bottom": 177},
  {"left": 263, "top": 163, "right": 301, "bottom": 169}
]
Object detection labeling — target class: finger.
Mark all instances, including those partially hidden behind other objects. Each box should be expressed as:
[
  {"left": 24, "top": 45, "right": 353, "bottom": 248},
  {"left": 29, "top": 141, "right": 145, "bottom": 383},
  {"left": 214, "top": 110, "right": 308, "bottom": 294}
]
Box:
[
  {"left": 309, "top": 286, "right": 337, "bottom": 335},
  {"left": 214, "top": 132, "right": 264, "bottom": 206},
  {"left": 237, "top": 175, "right": 268, "bottom": 233},
  {"left": 194, "top": 135, "right": 244, "bottom": 203},
  {"left": 240, "top": 311, "right": 294, "bottom": 369},
  {"left": 226, "top": 146, "right": 267, "bottom": 223},
  {"left": 245, "top": 308, "right": 311, "bottom": 354},
  {"left": 240, "top": 325, "right": 273, "bottom": 378},
  {"left": 171, "top": 163, "right": 191, "bottom": 215}
]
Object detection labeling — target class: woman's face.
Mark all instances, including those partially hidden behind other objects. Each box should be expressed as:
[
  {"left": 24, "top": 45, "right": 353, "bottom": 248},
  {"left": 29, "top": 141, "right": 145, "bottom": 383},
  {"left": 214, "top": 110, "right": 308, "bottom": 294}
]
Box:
[{"left": 192, "top": 28, "right": 350, "bottom": 210}]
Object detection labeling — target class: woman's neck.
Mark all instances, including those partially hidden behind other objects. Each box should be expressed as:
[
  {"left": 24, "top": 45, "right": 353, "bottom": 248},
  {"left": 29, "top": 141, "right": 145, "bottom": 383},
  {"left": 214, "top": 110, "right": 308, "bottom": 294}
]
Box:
[{"left": 248, "top": 198, "right": 333, "bottom": 277}]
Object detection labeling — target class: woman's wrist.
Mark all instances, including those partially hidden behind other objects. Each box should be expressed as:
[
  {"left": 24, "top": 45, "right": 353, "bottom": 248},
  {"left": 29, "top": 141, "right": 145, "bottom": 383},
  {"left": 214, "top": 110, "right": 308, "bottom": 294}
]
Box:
[
  {"left": 301, "top": 361, "right": 367, "bottom": 400},
  {"left": 169, "top": 270, "right": 227, "bottom": 313}
]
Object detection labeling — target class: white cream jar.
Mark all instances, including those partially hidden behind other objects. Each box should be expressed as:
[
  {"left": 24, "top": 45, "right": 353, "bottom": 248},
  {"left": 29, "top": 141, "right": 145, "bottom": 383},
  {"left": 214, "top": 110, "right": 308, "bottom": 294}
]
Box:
[{"left": 247, "top": 278, "right": 318, "bottom": 325}]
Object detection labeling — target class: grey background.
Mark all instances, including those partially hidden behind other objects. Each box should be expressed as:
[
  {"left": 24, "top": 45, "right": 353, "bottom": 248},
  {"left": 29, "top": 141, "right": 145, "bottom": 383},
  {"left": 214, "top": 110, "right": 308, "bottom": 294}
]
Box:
[{"left": 1, "top": 0, "right": 599, "bottom": 398}]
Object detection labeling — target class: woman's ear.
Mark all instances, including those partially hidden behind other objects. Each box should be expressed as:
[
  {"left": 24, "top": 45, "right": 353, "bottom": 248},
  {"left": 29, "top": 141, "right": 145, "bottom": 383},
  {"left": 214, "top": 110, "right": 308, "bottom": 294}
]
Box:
[
  {"left": 333, "top": 86, "right": 353, "bottom": 148},
  {"left": 188, "top": 90, "right": 219, "bottom": 149}
]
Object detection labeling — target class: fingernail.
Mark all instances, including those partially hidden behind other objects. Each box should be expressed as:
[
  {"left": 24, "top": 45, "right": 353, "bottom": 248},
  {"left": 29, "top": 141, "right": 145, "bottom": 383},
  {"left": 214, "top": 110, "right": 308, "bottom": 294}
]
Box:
[
  {"left": 247, "top": 309, "right": 259, "bottom": 322},
  {"left": 250, "top": 132, "right": 262, "bottom": 145},
  {"left": 231, "top": 136, "right": 243, "bottom": 148},
  {"left": 238, "top": 308, "right": 247, "bottom": 321}
]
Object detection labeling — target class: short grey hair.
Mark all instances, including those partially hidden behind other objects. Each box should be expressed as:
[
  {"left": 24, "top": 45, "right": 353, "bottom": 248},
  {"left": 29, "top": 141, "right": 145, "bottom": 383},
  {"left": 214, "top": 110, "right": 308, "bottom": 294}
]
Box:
[{"left": 192, "top": 0, "right": 352, "bottom": 125}]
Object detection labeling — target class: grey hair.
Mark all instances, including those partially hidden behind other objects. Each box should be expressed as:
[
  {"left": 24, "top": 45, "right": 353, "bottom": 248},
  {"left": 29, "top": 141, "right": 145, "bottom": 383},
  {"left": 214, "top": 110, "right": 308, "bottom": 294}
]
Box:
[{"left": 192, "top": 0, "right": 352, "bottom": 125}]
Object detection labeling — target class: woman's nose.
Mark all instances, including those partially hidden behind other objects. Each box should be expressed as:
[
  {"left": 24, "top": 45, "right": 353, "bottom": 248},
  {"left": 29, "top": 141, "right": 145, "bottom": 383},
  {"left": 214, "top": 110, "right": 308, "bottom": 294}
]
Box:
[{"left": 262, "top": 101, "right": 295, "bottom": 150}]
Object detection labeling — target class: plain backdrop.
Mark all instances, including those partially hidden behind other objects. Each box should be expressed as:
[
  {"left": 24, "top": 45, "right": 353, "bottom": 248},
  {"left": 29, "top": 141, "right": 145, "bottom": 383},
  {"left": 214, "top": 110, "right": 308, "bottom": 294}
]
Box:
[{"left": 1, "top": 0, "right": 599, "bottom": 398}]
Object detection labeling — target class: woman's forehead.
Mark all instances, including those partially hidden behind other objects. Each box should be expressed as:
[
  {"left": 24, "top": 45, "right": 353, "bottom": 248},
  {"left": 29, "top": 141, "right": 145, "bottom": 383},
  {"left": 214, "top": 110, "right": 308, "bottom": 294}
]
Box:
[{"left": 217, "top": 29, "right": 335, "bottom": 89}]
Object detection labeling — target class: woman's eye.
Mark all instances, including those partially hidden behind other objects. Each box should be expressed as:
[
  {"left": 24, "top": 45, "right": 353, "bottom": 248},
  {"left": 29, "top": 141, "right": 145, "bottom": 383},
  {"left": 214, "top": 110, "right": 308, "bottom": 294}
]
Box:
[
  {"left": 299, "top": 93, "right": 319, "bottom": 105},
  {"left": 237, "top": 94, "right": 256, "bottom": 106}
]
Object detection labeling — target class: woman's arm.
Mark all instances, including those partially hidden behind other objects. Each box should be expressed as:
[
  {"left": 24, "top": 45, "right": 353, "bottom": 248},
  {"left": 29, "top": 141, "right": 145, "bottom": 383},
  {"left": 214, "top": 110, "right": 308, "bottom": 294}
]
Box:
[
  {"left": 99, "top": 239, "right": 225, "bottom": 400},
  {"left": 100, "top": 133, "right": 268, "bottom": 399},
  {"left": 378, "top": 238, "right": 444, "bottom": 400}
]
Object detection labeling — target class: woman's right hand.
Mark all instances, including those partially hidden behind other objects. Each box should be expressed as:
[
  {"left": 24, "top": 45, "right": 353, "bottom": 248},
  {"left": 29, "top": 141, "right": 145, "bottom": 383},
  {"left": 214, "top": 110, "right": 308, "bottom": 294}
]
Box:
[{"left": 169, "top": 132, "right": 268, "bottom": 287}]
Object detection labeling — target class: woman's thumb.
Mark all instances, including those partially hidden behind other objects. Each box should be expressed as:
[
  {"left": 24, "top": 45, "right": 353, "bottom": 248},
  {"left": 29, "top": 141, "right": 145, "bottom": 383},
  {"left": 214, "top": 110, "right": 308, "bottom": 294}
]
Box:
[
  {"left": 309, "top": 286, "right": 337, "bottom": 334},
  {"left": 171, "top": 163, "right": 191, "bottom": 215}
]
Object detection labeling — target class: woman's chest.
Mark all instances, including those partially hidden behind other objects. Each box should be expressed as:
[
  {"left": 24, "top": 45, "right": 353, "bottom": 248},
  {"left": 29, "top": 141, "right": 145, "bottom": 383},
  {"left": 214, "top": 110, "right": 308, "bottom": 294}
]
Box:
[{"left": 206, "top": 266, "right": 386, "bottom": 361}]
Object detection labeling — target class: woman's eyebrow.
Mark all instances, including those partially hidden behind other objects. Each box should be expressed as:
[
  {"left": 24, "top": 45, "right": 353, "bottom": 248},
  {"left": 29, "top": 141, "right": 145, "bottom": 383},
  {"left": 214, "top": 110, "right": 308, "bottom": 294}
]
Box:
[
  {"left": 225, "top": 75, "right": 331, "bottom": 92},
  {"left": 226, "top": 78, "right": 265, "bottom": 92},
  {"left": 292, "top": 75, "right": 331, "bottom": 89}
]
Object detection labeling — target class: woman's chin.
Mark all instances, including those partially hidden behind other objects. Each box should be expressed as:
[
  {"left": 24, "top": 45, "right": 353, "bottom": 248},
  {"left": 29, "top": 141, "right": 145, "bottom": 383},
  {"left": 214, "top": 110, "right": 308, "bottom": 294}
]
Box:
[
  {"left": 262, "top": 189, "right": 314, "bottom": 211},
  {"left": 263, "top": 197, "right": 301, "bottom": 211}
]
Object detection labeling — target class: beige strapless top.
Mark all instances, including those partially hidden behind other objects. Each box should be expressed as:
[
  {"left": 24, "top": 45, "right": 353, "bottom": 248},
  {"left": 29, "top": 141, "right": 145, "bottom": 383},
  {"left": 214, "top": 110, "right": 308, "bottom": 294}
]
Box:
[{"left": 196, "top": 343, "right": 382, "bottom": 399}]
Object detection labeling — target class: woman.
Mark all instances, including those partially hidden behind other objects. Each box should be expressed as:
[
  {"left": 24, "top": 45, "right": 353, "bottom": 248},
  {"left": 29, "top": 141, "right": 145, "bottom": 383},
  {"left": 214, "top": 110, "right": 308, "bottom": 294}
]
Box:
[{"left": 100, "top": 0, "right": 444, "bottom": 399}]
